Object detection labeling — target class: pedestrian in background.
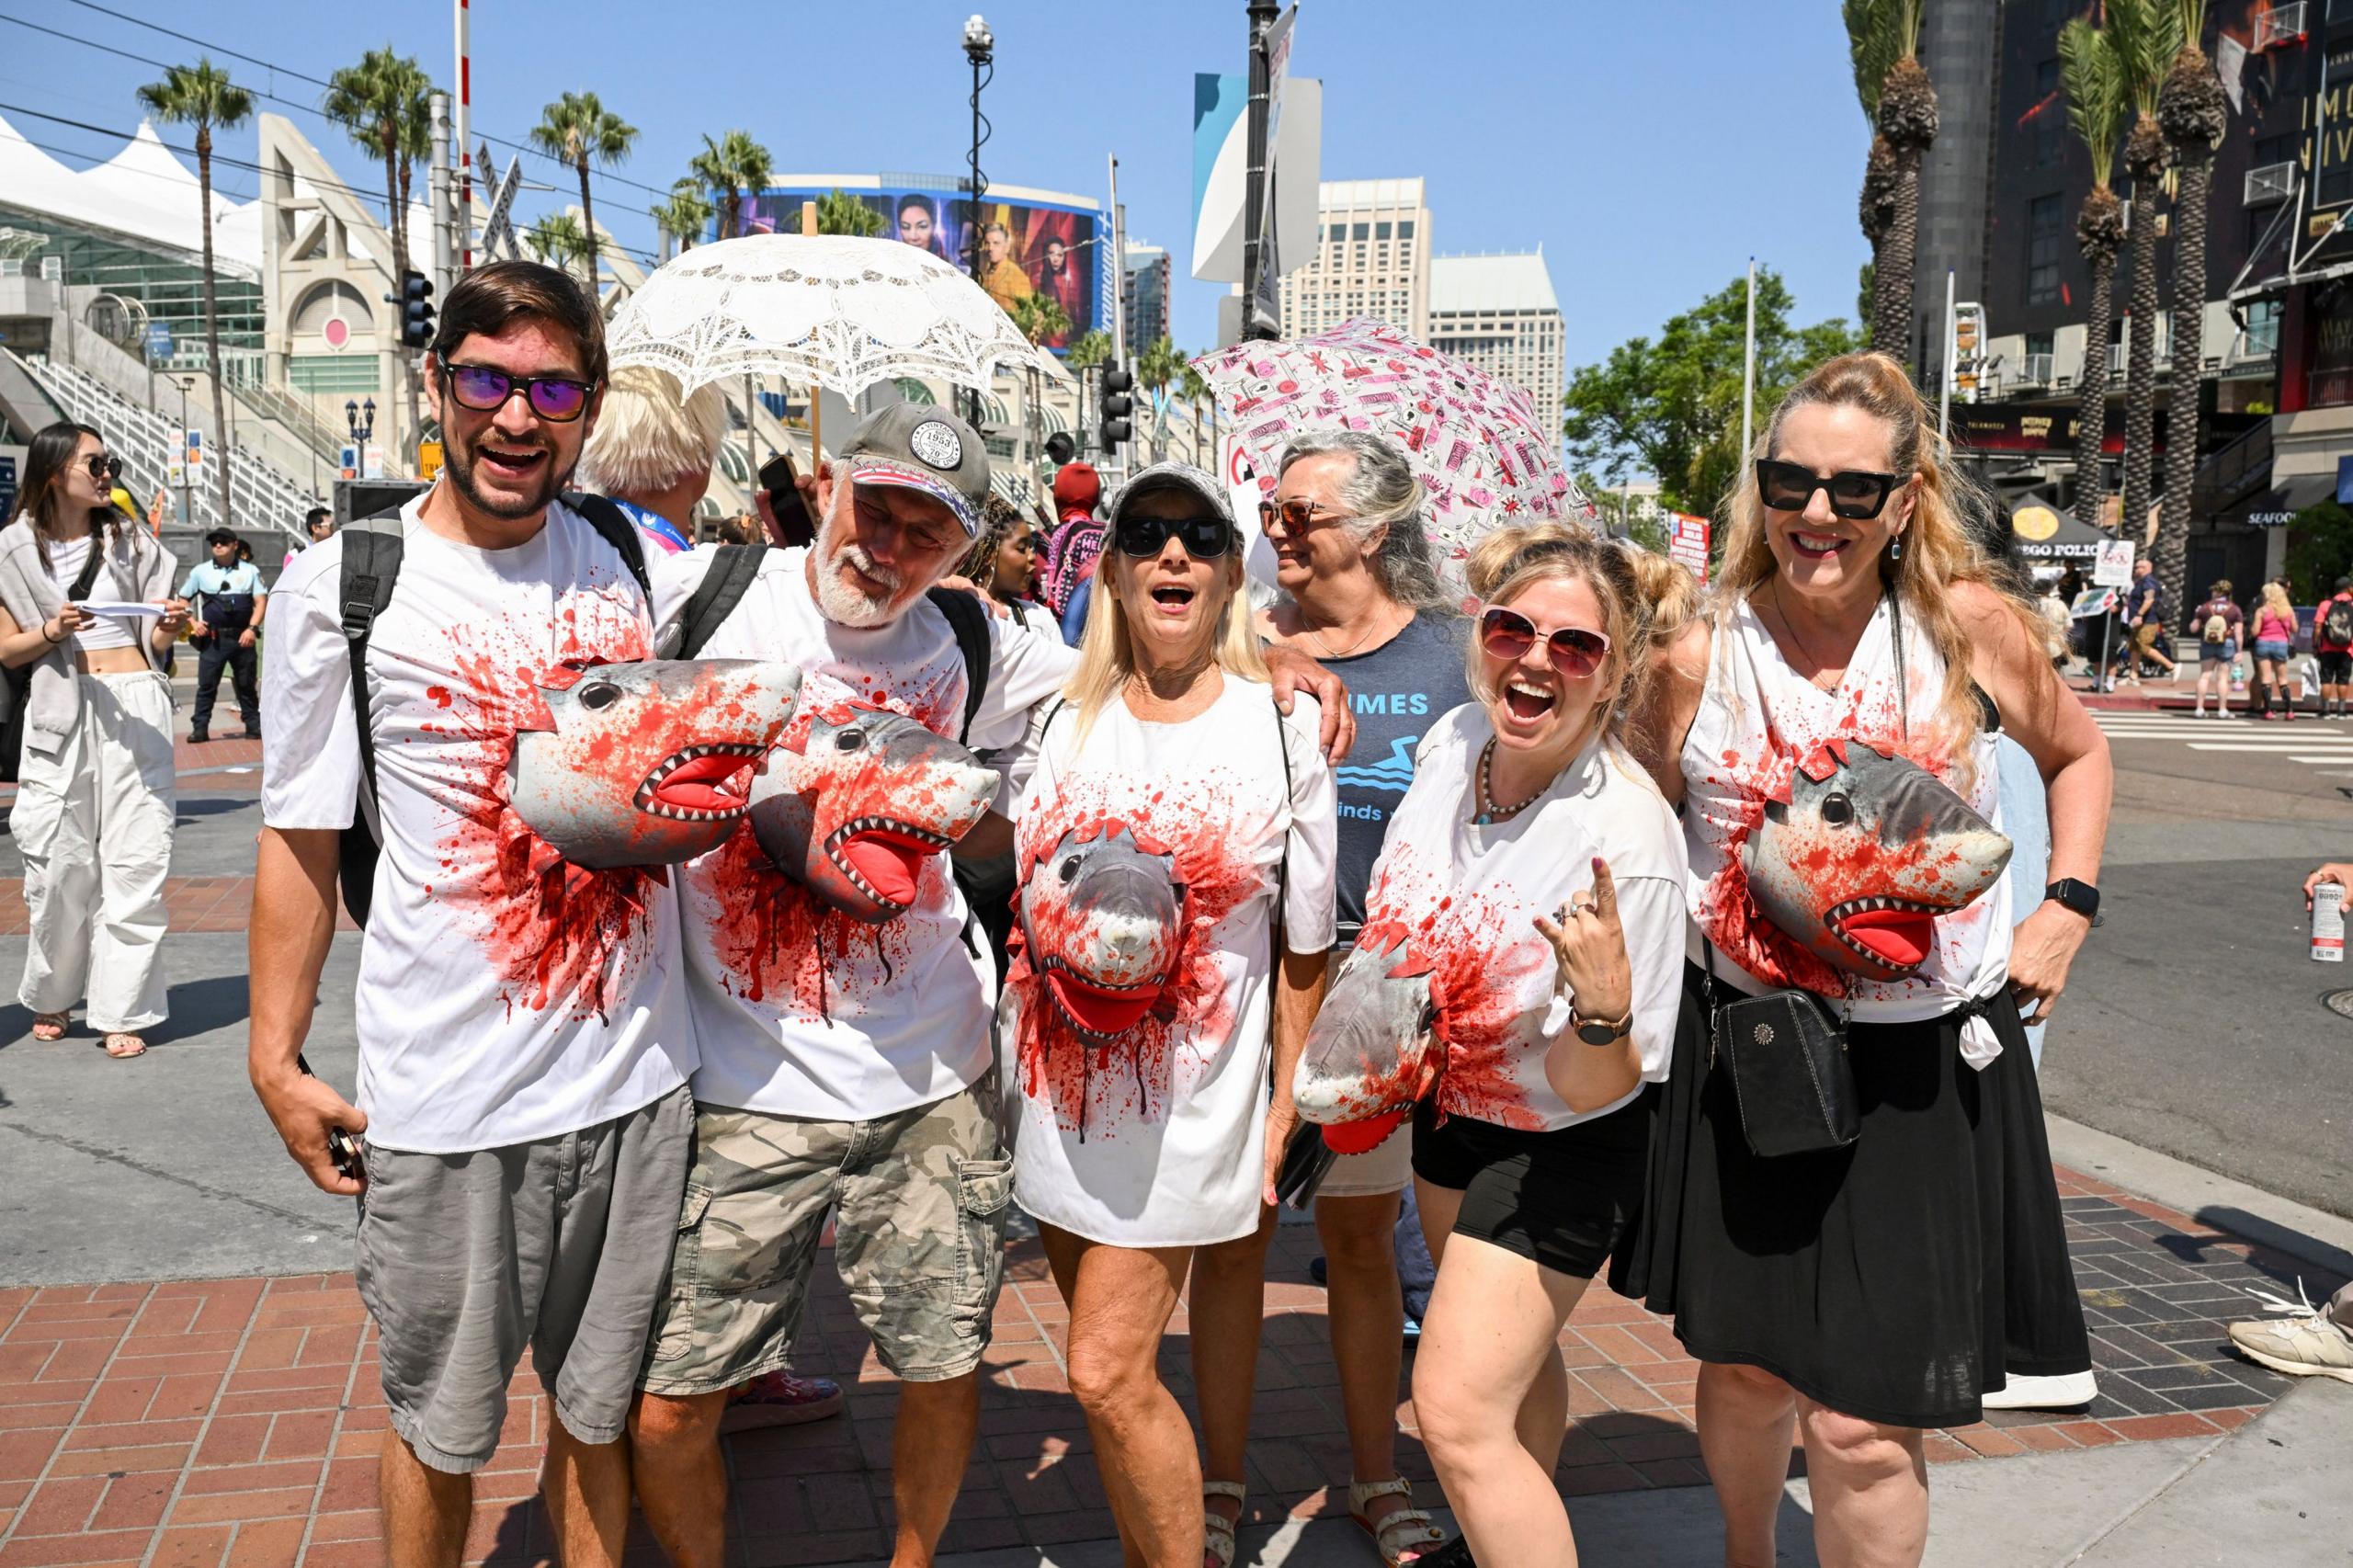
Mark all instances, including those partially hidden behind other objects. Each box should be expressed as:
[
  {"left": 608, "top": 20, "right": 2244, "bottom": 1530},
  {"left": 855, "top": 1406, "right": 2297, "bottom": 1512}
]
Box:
[
  {"left": 1039, "top": 460, "right": 1103, "bottom": 637},
  {"left": 578, "top": 363, "right": 724, "bottom": 558},
  {"left": 2313, "top": 575, "right": 2353, "bottom": 719},
  {"left": 180, "top": 528, "right": 266, "bottom": 744},
  {"left": 2251, "top": 580, "right": 2300, "bottom": 722},
  {"left": 0, "top": 421, "right": 188, "bottom": 1059},
  {"left": 2191, "top": 581, "right": 2245, "bottom": 720},
  {"left": 1624, "top": 353, "right": 2111, "bottom": 1567}
]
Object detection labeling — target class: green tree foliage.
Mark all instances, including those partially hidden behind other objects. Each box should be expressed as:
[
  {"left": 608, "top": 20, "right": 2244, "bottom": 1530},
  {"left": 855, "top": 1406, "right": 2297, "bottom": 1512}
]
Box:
[
  {"left": 1560, "top": 268, "right": 1859, "bottom": 517},
  {"left": 652, "top": 179, "right": 713, "bottom": 255},
  {"left": 688, "top": 131, "right": 773, "bottom": 242},
  {"left": 1009, "top": 292, "right": 1072, "bottom": 347},
  {"left": 2287, "top": 504, "right": 2353, "bottom": 603},
  {"left": 813, "top": 188, "right": 885, "bottom": 237}
]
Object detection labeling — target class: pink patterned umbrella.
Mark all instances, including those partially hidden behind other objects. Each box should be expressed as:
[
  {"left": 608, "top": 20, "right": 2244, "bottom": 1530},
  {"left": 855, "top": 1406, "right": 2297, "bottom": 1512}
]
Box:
[{"left": 1194, "top": 319, "right": 1593, "bottom": 604}]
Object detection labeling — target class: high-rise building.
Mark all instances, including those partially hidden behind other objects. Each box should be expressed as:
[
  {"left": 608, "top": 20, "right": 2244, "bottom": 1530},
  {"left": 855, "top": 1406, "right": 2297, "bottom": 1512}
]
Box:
[
  {"left": 1428, "top": 251, "right": 1565, "bottom": 418},
  {"left": 1279, "top": 178, "right": 1431, "bottom": 340},
  {"left": 1121, "top": 242, "right": 1170, "bottom": 357}
]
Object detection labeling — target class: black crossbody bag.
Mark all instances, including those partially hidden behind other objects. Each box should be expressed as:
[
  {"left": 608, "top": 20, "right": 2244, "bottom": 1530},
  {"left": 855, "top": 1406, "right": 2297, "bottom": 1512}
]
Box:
[{"left": 1701, "top": 594, "right": 1920, "bottom": 1159}]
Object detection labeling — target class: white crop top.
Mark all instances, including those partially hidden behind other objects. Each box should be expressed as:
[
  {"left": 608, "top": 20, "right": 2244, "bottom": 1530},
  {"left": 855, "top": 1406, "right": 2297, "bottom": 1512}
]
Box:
[{"left": 43, "top": 534, "right": 139, "bottom": 653}]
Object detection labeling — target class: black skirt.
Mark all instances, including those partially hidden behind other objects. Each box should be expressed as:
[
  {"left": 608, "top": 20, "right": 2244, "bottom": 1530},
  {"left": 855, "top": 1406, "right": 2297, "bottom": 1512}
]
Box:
[{"left": 1612, "top": 961, "right": 2078, "bottom": 1429}]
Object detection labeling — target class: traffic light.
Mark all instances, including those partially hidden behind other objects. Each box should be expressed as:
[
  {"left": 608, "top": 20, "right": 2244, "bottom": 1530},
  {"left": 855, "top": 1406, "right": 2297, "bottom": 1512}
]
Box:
[
  {"left": 1044, "top": 431, "right": 1076, "bottom": 468},
  {"left": 1097, "top": 365, "right": 1133, "bottom": 452},
  {"left": 397, "top": 272, "right": 435, "bottom": 350}
]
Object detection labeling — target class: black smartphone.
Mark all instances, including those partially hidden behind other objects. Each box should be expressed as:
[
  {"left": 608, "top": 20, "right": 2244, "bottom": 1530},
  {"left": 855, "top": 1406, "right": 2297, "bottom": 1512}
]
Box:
[
  {"left": 296, "top": 1053, "right": 363, "bottom": 1182},
  {"left": 758, "top": 451, "right": 817, "bottom": 548}
]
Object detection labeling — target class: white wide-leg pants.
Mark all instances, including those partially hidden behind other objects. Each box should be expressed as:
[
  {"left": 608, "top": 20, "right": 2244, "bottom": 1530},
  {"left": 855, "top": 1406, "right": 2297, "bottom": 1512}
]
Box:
[{"left": 13, "top": 671, "right": 176, "bottom": 1032}]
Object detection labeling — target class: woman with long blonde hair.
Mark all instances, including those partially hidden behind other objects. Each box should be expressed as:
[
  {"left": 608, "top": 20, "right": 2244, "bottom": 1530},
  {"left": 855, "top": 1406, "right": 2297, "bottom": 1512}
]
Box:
[
  {"left": 1621, "top": 352, "right": 2113, "bottom": 1567},
  {"left": 2249, "top": 578, "right": 2300, "bottom": 722},
  {"left": 0, "top": 422, "right": 189, "bottom": 1058},
  {"left": 1001, "top": 462, "right": 1336, "bottom": 1568}
]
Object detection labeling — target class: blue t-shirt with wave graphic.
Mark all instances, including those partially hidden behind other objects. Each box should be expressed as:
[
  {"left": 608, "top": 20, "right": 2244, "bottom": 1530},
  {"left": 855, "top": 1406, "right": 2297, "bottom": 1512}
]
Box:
[{"left": 1318, "top": 610, "right": 1471, "bottom": 939}]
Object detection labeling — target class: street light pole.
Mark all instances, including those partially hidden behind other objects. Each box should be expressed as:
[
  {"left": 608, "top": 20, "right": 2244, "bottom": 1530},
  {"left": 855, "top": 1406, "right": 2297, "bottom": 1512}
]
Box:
[
  {"left": 963, "top": 13, "right": 995, "bottom": 432},
  {"left": 1242, "top": 0, "right": 1279, "bottom": 343}
]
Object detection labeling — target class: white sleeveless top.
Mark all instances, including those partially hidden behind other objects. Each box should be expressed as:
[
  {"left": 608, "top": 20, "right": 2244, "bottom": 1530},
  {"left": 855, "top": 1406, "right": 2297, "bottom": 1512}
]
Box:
[{"left": 1680, "top": 593, "right": 2013, "bottom": 1066}]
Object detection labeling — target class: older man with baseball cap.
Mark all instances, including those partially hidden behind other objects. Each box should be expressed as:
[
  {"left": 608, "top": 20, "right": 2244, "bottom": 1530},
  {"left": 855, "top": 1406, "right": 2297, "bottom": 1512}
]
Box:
[{"left": 626, "top": 404, "right": 1352, "bottom": 1568}]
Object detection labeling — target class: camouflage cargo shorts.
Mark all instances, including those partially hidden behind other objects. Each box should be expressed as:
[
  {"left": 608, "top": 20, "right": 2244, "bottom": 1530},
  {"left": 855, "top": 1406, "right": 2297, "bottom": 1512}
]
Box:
[{"left": 637, "top": 1074, "right": 1011, "bottom": 1393}]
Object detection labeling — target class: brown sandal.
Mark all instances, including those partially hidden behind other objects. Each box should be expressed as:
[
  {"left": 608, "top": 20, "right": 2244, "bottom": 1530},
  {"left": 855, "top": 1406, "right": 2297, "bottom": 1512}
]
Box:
[
  {"left": 99, "top": 1033, "right": 146, "bottom": 1060},
  {"left": 1202, "top": 1479, "right": 1246, "bottom": 1568},
  {"left": 1349, "top": 1478, "right": 1445, "bottom": 1565},
  {"left": 30, "top": 1013, "right": 68, "bottom": 1041}
]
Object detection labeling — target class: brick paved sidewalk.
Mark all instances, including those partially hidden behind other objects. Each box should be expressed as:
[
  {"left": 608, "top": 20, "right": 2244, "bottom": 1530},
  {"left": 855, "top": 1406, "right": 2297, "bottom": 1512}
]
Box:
[{"left": 0, "top": 1166, "right": 2336, "bottom": 1568}]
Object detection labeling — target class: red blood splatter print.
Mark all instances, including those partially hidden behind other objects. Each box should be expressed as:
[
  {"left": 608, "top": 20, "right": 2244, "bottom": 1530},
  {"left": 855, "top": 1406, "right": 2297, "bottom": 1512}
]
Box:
[{"left": 1007, "top": 771, "right": 1268, "bottom": 1137}]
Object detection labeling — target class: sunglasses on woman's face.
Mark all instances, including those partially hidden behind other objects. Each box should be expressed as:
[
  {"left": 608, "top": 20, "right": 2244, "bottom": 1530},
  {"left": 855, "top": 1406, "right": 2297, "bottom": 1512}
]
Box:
[
  {"left": 79, "top": 454, "right": 114, "bottom": 481},
  {"left": 1755, "top": 459, "right": 1900, "bottom": 520},
  {"left": 443, "top": 363, "right": 596, "bottom": 422},
  {"left": 1256, "top": 496, "right": 1351, "bottom": 536},
  {"left": 1115, "top": 514, "right": 1236, "bottom": 560},
  {"left": 1477, "top": 605, "right": 1611, "bottom": 679}
]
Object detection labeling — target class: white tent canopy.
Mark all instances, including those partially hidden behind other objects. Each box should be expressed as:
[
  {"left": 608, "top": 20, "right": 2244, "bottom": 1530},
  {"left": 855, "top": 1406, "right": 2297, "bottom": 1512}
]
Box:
[{"left": 0, "top": 112, "right": 262, "bottom": 276}]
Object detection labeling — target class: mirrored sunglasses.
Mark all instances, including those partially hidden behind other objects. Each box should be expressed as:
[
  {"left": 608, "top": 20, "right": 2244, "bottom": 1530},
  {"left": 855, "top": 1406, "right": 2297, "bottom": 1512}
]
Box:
[
  {"left": 444, "top": 363, "right": 595, "bottom": 422},
  {"left": 1477, "top": 604, "right": 1611, "bottom": 679}
]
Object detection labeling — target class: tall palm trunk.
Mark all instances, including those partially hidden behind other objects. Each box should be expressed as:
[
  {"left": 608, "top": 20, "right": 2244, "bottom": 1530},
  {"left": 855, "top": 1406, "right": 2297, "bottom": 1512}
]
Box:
[
  {"left": 1872, "top": 142, "right": 1919, "bottom": 358},
  {"left": 2157, "top": 41, "right": 2226, "bottom": 631},
  {"left": 2120, "top": 119, "right": 2167, "bottom": 550},
  {"left": 576, "top": 157, "right": 597, "bottom": 293},
  {"left": 2074, "top": 236, "right": 2120, "bottom": 528},
  {"left": 196, "top": 123, "right": 233, "bottom": 528}
]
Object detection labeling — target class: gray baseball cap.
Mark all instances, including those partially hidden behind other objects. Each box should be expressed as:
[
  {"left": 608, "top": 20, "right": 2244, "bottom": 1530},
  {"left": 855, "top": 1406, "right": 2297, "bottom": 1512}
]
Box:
[
  {"left": 838, "top": 403, "right": 992, "bottom": 538},
  {"left": 1106, "top": 461, "right": 1235, "bottom": 527}
]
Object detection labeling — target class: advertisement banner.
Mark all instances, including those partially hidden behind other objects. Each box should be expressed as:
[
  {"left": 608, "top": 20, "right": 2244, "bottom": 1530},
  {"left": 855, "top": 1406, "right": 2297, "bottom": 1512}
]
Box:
[
  {"left": 1190, "top": 74, "right": 1321, "bottom": 286},
  {"left": 1667, "top": 512, "right": 1711, "bottom": 582},
  {"left": 741, "top": 186, "right": 1099, "bottom": 354}
]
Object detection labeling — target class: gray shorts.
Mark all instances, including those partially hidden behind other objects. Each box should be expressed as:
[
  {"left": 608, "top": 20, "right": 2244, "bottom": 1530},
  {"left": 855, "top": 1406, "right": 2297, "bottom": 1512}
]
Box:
[
  {"left": 355, "top": 1085, "right": 695, "bottom": 1473},
  {"left": 639, "top": 1074, "right": 1010, "bottom": 1395}
]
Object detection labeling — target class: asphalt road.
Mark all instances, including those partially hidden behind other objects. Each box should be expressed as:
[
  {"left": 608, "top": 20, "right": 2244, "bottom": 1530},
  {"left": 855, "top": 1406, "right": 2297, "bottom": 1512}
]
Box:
[{"left": 0, "top": 713, "right": 2347, "bottom": 1286}]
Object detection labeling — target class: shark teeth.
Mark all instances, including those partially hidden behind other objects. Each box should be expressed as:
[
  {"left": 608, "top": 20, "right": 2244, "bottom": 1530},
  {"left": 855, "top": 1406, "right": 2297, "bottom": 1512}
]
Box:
[
  {"left": 817, "top": 816, "right": 957, "bottom": 910},
  {"left": 1822, "top": 894, "right": 1949, "bottom": 965},
  {"left": 631, "top": 744, "right": 766, "bottom": 823}
]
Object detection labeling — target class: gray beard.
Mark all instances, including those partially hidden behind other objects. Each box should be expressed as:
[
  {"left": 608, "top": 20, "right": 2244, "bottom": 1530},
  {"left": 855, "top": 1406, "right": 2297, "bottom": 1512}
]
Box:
[{"left": 812, "top": 537, "right": 904, "bottom": 628}]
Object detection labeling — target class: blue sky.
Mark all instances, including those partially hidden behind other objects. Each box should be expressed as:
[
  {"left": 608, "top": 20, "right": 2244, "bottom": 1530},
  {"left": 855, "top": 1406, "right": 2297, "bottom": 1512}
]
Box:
[{"left": 5, "top": 0, "right": 1870, "bottom": 369}]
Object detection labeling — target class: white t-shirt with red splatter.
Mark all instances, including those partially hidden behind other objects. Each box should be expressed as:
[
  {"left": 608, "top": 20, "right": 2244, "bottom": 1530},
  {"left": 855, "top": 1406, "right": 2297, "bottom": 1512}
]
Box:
[
  {"left": 650, "top": 546, "right": 1078, "bottom": 1121},
  {"left": 1003, "top": 677, "right": 1337, "bottom": 1247},
  {"left": 260, "top": 496, "right": 694, "bottom": 1153},
  {"left": 1679, "top": 595, "right": 2014, "bottom": 1063},
  {"left": 1355, "top": 705, "right": 1688, "bottom": 1133}
]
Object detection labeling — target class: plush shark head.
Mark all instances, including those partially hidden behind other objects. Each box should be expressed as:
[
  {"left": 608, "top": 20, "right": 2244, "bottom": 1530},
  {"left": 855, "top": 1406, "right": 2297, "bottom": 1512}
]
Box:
[
  {"left": 1017, "top": 821, "right": 1185, "bottom": 1040},
  {"left": 508, "top": 659, "right": 801, "bottom": 869},
  {"left": 1290, "top": 925, "right": 1442, "bottom": 1154},
  {"left": 747, "top": 703, "right": 999, "bottom": 922},
  {"left": 1744, "top": 737, "right": 2014, "bottom": 981}
]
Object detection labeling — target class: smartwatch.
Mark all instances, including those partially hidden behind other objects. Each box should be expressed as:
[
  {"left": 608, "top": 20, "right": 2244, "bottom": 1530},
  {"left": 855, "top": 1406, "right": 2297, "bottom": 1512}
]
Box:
[
  {"left": 1573, "top": 1008, "right": 1633, "bottom": 1047},
  {"left": 2045, "top": 878, "right": 2100, "bottom": 923}
]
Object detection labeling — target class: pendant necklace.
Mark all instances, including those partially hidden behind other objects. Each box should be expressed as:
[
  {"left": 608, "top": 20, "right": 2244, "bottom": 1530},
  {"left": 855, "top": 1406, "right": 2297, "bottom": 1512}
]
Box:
[{"left": 1473, "top": 738, "right": 1543, "bottom": 826}]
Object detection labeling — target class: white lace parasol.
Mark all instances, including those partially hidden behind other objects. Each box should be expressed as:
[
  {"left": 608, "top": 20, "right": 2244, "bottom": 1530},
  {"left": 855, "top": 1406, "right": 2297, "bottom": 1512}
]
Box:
[{"left": 604, "top": 234, "right": 1042, "bottom": 399}]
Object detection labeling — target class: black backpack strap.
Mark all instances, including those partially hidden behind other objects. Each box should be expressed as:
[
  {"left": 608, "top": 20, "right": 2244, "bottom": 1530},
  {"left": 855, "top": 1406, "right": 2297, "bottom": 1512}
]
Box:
[
  {"left": 337, "top": 510, "right": 407, "bottom": 926},
  {"left": 665, "top": 543, "right": 768, "bottom": 659},
  {"left": 563, "top": 492, "right": 654, "bottom": 602},
  {"left": 926, "top": 586, "right": 994, "bottom": 743}
]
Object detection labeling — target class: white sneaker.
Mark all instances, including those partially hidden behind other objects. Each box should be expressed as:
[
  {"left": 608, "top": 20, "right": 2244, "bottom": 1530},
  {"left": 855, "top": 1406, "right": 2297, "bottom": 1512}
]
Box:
[
  {"left": 1982, "top": 1369, "right": 2099, "bottom": 1410},
  {"left": 2227, "top": 1281, "right": 2353, "bottom": 1384}
]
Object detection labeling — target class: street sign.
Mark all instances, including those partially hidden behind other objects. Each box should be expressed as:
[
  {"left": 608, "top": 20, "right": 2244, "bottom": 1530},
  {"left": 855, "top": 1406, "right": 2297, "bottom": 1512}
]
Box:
[
  {"left": 0, "top": 449, "right": 18, "bottom": 521},
  {"left": 184, "top": 428, "right": 202, "bottom": 469},
  {"left": 362, "top": 445, "right": 386, "bottom": 481},
  {"left": 2092, "top": 539, "right": 2135, "bottom": 587},
  {"left": 2070, "top": 586, "right": 2119, "bottom": 619},
  {"left": 417, "top": 440, "right": 444, "bottom": 482},
  {"left": 142, "top": 322, "right": 173, "bottom": 364},
  {"left": 1668, "top": 513, "right": 1711, "bottom": 582},
  {"left": 480, "top": 151, "right": 523, "bottom": 262},
  {"left": 166, "top": 457, "right": 185, "bottom": 486},
  {"left": 338, "top": 444, "right": 359, "bottom": 482}
]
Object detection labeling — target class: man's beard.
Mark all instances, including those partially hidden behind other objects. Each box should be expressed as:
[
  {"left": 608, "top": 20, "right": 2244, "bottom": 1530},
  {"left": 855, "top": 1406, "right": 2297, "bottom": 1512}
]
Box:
[
  {"left": 444, "top": 432, "right": 572, "bottom": 521},
  {"left": 812, "top": 533, "right": 909, "bottom": 628}
]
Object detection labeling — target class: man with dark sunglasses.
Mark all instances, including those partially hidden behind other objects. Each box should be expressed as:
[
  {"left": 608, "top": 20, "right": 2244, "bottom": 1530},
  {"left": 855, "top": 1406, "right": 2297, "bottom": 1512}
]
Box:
[{"left": 251, "top": 259, "right": 695, "bottom": 1568}]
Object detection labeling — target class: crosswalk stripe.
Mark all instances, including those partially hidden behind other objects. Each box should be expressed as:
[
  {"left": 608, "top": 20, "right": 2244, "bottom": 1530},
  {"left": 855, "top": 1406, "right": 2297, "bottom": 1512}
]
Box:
[{"left": 2186, "top": 743, "right": 2353, "bottom": 754}]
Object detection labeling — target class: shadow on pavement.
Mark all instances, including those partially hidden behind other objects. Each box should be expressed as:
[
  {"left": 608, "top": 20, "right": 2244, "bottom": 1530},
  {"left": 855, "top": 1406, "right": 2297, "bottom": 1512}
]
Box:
[{"left": 147, "top": 972, "right": 252, "bottom": 1046}]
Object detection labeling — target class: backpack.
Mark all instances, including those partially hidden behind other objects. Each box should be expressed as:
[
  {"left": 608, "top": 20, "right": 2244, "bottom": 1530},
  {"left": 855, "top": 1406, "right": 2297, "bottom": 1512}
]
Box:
[
  {"left": 663, "top": 541, "right": 994, "bottom": 742},
  {"left": 2202, "top": 610, "right": 2230, "bottom": 644},
  {"left": 2324, "top": 596, "right": 2353, "bottom": 649},
  {"left": 335, "top": 493, "right": 653, "bottom": 926}
]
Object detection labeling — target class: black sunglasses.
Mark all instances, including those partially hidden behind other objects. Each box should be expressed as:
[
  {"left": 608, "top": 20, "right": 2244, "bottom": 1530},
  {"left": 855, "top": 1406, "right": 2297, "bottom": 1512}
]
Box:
[
  {"left": 78, "top": 453, "right": 117, "bottom": 481},
  {"left": 1114, "top": 514, "right": 1236, "bottom": 560},
  {"left": 1755, "top": 459, "right": 1900, "bottom": 521},
  {"left": 443, "top": 362, "right": 596, "bottom": 422}
]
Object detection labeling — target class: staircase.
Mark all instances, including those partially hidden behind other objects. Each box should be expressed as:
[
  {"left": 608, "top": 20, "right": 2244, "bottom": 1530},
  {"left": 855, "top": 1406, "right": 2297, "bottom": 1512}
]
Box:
[{"left": 10, "top": 349, "right": 324, "bottom": 540}]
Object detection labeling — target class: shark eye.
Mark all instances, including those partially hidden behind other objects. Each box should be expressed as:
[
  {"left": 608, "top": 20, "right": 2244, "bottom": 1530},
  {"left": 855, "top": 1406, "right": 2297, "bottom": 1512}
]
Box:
[
  {"left": 577, "top": 681, "right": 621, "bottom": 710},
  {"left": 1821, "top": 791, "right": 1854, "bottom": 826},
  {"left": 1057, "top": 855, "right": 1081, "bottom": 883},
  {"left": 834, "top": 726, "right": 866, "bottom": 752}
]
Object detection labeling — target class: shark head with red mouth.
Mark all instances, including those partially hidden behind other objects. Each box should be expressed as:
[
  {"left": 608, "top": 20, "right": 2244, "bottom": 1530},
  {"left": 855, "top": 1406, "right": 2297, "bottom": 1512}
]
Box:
[
  {"left": 1744, "top": 736, "right": 2014, "bottom": 982},
  {"left": 1290, "top": 923, "right": 1445, "bottom": 1155},
  {"left": 508, "top": 658, "right": 803, "bottom": 869},
  {"left": 1017, "top": 820, "right": 1186, "bottom": 1040},
  {"left": 747, "top": 702, "right": 999, "bottom": 923}
]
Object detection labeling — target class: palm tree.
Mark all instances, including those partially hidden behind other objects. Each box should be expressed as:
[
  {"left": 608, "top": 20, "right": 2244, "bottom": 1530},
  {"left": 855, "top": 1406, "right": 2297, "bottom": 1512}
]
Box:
[
  {"left": 652, "top": 179, "right": 713, "bottom": 258},
  {"left": 1066, "top": 329, "right": 1111, "bottom": 445},
  {"left": 688, "top": 131, "right": 773, "bottom": 241},
  {"left": 2109, "top": 0, "right": 2183, "bottom": 549},
  {"left": 1136, "top": 336, "right": 1184, "bottom": 462},
  {"left": 2060, "top": 16, "right": 2128, "bottom": 530},
  {"left": 814, "top": 188, "right": 885, "bottom": 237},
  {"left": 1846, "top": 0, "right": 1937, "bottom": 360},
  {"left": 137, "top": 59, "right": 251, "bottom": 528},
  {"left": 323, "top": 49, "right": 432, "bottom": 465},
  {"left": 524, "top": 213, "right": 597, "bottom": 291},
  {"left": 530, "top": 92, "right": 636, "bottom": 291},
  {"left": 2155, "top": 1, "right": 2225, "bottom": 626},
  {"left": 1009, "top": 293, "right": 1072, "bottom": 348},
  {"left": 1843, "top": 3, "right": 1900, "bottom": 320},
  {"left": 1176, "top": 360, "right": 1213, "bottom": 468}
]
